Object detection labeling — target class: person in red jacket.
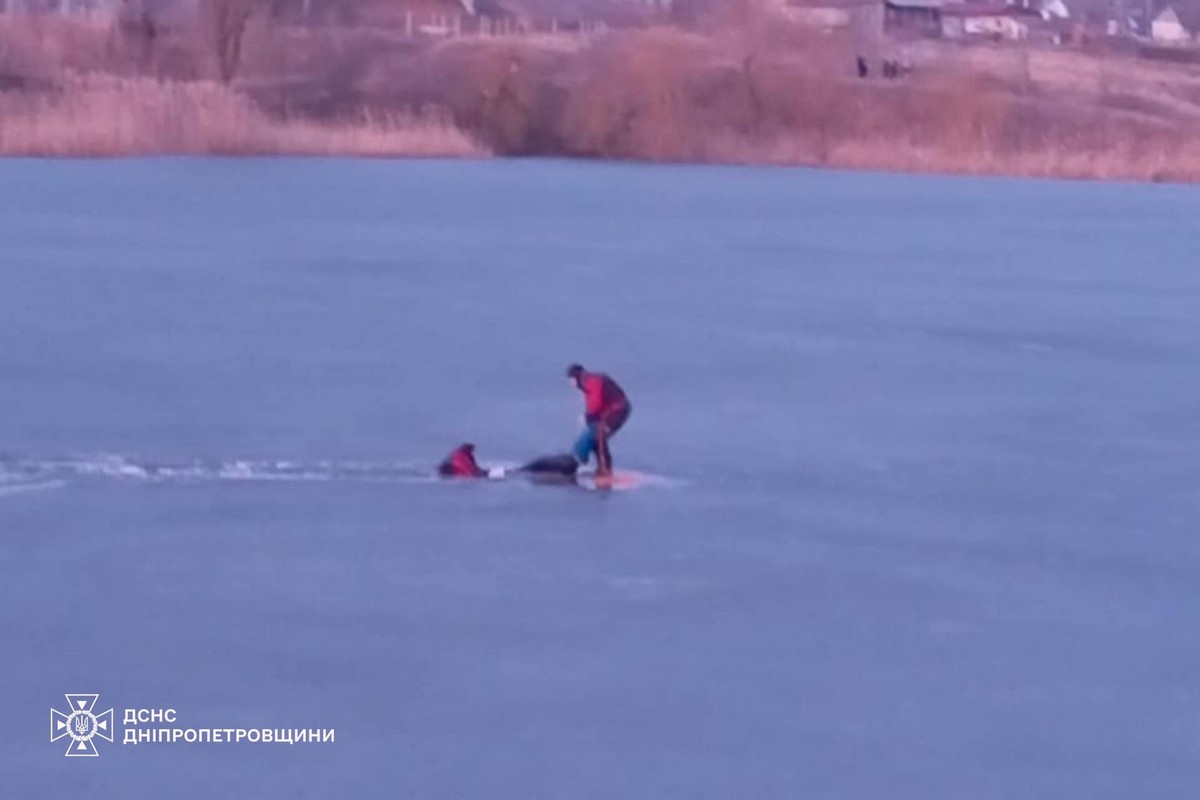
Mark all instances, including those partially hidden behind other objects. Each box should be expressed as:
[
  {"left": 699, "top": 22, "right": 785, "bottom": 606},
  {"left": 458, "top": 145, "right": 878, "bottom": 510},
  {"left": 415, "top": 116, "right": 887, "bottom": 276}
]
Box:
[
  {"left": 438, "top": 443, "right": 487, "bottom": 478},
  {"left": 567, "top": 364, "right": 632, "bottom": 475}
]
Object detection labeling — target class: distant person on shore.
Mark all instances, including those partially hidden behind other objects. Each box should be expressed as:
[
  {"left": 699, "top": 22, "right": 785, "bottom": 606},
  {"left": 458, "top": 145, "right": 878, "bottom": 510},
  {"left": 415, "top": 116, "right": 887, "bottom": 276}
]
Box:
[
  {"left": 566, "top": 364, "right": 632, "bottom": 476},
  {"left": 857, "top": 55, "right": 869, "bottom": 79},
  {"left": 438, "top": 443, "right": 487, "bottom": 478}
]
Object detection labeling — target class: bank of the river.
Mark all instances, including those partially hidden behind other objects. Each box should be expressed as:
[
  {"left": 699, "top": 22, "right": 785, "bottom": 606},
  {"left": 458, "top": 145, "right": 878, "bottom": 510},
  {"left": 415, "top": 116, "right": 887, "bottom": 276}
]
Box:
[{"left": 4, "top": 18, "right": 1200, "bottom": 180}]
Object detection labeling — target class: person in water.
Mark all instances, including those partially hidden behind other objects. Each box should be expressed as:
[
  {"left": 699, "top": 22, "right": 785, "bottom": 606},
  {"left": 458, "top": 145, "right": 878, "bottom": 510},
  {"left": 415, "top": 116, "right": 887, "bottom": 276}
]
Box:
[
  {"left": 438, "top": 443, "right": 487, "bottom": 478},
  {"left": 566, "top": 364, "right": 632, "bottom": 475}
]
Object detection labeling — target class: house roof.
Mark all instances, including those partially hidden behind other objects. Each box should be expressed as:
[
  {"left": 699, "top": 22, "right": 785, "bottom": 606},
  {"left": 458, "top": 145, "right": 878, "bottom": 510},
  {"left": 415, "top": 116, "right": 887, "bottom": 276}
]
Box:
[
  {"left": 1155, "top": 6, "right": 1183, "bottom": 23},
  {"left": 886, "top": 0, "right": 944, "bottom": 9},
  {"left": 942, "top": 3, "right": 1013, "bottom": 16},
  {"left": 942, "top": 2, "right": 1042, "bottom": 16},
  {"left": 1155, "top": 3, "right": 1200, "bottom": 31},
  {"left": 1038, "top": 0, "right": 1070, "bottom": 20}
]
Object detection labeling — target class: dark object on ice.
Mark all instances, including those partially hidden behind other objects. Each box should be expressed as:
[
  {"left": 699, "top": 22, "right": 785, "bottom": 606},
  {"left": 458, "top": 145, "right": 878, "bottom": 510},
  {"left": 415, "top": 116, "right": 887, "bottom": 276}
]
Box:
[{"left": 518, "top": 453, "right": 580, "bottom": 479}]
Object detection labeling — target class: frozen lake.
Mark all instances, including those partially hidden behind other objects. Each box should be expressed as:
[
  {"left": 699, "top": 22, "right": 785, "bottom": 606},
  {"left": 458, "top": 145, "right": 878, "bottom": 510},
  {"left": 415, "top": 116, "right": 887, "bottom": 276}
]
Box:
[{"left": 2, "top": 159, "right": 1199, "bottom": 798}]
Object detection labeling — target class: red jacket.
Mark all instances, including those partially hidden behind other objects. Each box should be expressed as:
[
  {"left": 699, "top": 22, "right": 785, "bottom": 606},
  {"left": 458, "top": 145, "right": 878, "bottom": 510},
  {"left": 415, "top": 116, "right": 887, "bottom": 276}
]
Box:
[
  {"left": 578, "top": 372, "right": 628, "bottom": 424},
  {"left": 438, "top": 445, "right": 486, "bottom": 478}
]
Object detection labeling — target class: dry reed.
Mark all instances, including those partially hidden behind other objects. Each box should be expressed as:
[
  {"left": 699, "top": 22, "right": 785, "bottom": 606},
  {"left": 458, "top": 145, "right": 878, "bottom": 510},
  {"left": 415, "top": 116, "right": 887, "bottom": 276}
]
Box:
[{"left": 0, "top": 77, "right": 486, "bottom": 157}]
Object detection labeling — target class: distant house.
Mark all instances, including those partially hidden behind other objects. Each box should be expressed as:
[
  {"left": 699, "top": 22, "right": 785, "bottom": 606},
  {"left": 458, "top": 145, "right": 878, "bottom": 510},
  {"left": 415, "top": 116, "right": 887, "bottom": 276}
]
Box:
[
  {"left": 783, "top": 4, "right": 854, "bottom": 30},
  {"left": 883, "top": 0, "right": 943, "bottom": 37},
  {"left": 1151, "top": 6, "right": 1191, "bottom": 43},
  {"left": 353, "top": 0, "right": 479, "bottom": 29},
  {"left": 942, "top": 3, "right": 1030, "bottom": 40},
  {"left": 1003, "top": 0, "right": 1067, "bottom": 19}
]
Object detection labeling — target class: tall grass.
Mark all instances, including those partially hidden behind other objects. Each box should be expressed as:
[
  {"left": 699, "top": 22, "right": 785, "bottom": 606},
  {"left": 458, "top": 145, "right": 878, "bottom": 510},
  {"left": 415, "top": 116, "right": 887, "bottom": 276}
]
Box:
[{"left": 0, "top": 77, "right": 486, "bottom": 157}]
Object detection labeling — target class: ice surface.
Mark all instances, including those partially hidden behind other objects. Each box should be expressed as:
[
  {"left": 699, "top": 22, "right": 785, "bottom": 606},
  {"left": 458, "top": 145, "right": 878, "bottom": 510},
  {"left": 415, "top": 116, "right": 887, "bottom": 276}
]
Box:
[{"left": 1, "top": 160, "right": 1198, "bottom": 798}]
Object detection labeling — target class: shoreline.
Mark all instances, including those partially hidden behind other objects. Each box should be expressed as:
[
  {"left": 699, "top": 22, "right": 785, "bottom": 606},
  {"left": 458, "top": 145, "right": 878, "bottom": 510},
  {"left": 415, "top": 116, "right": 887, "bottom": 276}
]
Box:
[
  {"left": 4, "top": 18, "right": 1200, "bottom": 184},
  {"left": 0, "top": 141, "right": 1190, "bottom": 187}
]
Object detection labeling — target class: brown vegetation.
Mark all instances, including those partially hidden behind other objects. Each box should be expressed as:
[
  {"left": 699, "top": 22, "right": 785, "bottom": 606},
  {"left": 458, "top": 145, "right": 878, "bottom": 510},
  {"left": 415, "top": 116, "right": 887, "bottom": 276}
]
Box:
[
  {"left": 415, "top": 27, "right": 1199, "bottom": 181},
  {"left": 0, "top": 14, "right": 484, "bottom": 157},
  {"left": 0, "top": 76, "right": 485, "bottom": 157},
  {"left": 2, "top": 4, "right": 1200, "bottom": 180},
  {"left": 200, "top": 0, "right": 255, "bottom": 83}
]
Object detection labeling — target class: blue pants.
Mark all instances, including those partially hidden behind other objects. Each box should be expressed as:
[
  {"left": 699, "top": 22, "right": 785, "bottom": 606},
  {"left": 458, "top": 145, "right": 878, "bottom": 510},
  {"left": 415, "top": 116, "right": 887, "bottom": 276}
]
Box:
[
  {"left": 572, "top": 405, "right": 631, "bottom": 465},
  {"left": 572, "top": 425, "right": 601, "bottom": 463}
]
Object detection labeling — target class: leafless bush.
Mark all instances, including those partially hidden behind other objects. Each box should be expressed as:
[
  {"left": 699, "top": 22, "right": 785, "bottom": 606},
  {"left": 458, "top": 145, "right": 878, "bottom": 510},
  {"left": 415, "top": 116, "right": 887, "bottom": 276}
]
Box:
[
  {"left": 0, "top": 16, "right": 114, "bottom": 77},
  {"left": 560, "top": 30, "right": 700, "bottom": 159},
  {"left": 200, "top": 0, "right": 257, "bottom": 83},
  {"left": 434, "top": 44, "right": 546, "bottom": 154}
]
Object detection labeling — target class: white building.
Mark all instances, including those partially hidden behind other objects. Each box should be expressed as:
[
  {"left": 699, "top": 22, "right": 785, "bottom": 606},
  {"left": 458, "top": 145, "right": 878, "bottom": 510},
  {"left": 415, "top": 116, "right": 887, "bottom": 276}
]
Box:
[
  {"left": 965, "top": 12, "right": 1029, "bottom": 39},
  {"left": 1039, "top": 0, "right": 1068, "bottom": 21},
  {"left": 783, "top": 4, "right": 854, "bottom": 30},
  {"left": 942, "top": 4, "right": 1031, "bottom": 40},
  {"left": 1151, "top": 7, "right": 1191, "bottom": 43}
]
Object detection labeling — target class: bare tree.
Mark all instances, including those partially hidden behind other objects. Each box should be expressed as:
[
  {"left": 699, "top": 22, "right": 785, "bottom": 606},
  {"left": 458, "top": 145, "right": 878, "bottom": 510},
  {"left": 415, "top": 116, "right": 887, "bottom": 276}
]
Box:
[
  {"left": 116, "top": 0, "right": 162, "bottom": 75},
  {"left": 200, "top": 0, "right": 257, "bottom": 84},
  {"left": 561, "top": 31, "right": 693, "bottom": 160}
]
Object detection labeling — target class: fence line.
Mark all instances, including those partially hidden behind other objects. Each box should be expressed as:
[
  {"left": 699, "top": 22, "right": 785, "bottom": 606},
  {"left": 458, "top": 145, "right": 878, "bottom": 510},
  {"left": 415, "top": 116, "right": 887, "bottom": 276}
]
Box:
[
  {"left": 0, "top": 3, "right": 611, "bottom": 40},
  {"left": 403, "top": 13, "right": 609, "bottom": 39},
  {"left": 0, "top": 0, "right": 120, "bottom": 15}
]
